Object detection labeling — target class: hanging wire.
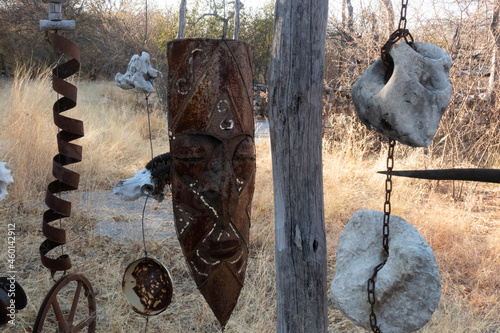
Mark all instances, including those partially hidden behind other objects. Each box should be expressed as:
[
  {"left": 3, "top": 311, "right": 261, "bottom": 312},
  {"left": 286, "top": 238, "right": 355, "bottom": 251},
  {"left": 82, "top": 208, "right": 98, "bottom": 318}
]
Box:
[
  {"left": 146, "top": 93, "right": 154, "bottom": 160},
  {"left": 54, "top": 47, "right": 66, "bottom": 276},
  {"left": 140, "top": 0, "right": 154, "bottom": 260},
  {"left": 143, "top": 0, "right": 148, "bottom": 48},
  {"left": 141, "top": 196, "right": 149, "bottom": 258}
]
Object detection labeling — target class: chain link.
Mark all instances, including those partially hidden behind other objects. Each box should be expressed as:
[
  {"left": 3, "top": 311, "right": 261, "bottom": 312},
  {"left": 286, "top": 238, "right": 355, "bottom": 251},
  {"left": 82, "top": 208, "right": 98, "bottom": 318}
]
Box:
[
  {"left": 368, "top": 139, "right": 396, "bottom": 333},
  {"left": 398, "top": 0, "right": 409, "bottom": 30},
  {"left": 383, "top": 139, "right": 395, "bottom": 253},
  {"left": 368, "top": 2, "right": 407, "bottom": 330},
  {"left": 381, "top": 0, "right": 414, "bottom": 69}
]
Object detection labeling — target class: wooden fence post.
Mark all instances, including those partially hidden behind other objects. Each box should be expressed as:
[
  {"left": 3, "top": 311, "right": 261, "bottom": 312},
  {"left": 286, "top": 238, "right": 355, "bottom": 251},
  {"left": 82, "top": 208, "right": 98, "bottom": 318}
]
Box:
[
  {"left": 177, "top": 0, "right": 187, "bottom": 39},
  {"left": 268, "top": 1, "right": 329, "bottom": 332}
]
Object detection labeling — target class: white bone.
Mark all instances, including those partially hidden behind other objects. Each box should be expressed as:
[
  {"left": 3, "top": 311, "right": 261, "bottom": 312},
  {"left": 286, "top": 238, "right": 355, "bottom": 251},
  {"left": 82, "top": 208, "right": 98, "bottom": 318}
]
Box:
[
  {"left": 352, "top": 42, "right": 452, "bottom": 147},
  {"left": 115, "top": 52, "right": 161, "bottom": 94},
  {"left": 0, "top": 162, "right": 14, "bottom": 202},
  {"left": 113, "top": 168, "right": 166, "bottom": 202}
]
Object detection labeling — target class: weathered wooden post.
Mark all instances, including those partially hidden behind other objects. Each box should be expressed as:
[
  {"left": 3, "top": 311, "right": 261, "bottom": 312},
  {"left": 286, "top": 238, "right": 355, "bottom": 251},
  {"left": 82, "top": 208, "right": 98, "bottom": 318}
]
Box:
[
  {"left": 177, "top": 0, "right": 187, "bottom": 39},
  {"left": 234, "top": 0, "right": 241, "bottom": 40},
  {"left": 268, "top": 0, "right": 329, "bottom": 332}
]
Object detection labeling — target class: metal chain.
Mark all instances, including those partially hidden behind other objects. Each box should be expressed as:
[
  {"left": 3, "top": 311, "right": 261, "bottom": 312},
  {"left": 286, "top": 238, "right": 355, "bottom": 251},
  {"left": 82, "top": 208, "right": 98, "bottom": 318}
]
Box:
[
  {"left": 368, "top": 2, "right": 406, "bottom": 331},
  {"left": 398, "top": 0, "right": 409, "bottom": 30},
  {"left": 381, "top": 0, "right": 414, "bottom": 68},
  {"left": 383, "top": 138, "right": 395, "bottom": 253},
  {"left": 368, "top": 138, "right": 396, "bottom": 333}
]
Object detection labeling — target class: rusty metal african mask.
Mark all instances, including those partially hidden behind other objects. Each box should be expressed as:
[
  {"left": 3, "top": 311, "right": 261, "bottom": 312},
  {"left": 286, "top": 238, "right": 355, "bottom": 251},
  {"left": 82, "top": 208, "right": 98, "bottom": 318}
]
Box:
[{"left": 167, "top": 39, "right": 255, "bottom": 327}]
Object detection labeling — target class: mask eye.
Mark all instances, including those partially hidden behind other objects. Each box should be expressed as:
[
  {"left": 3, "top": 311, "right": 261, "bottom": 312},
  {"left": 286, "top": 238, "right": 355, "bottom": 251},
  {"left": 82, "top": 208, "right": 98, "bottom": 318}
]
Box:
[
  {"left": 173, "top": 140, "right": 207, "bottom": 162},
  {"left": 172, "top": 135, "right": 216, "bottom": 181},
  {"left": 233, "top": 137, "right": 255, "bottom": 184}
]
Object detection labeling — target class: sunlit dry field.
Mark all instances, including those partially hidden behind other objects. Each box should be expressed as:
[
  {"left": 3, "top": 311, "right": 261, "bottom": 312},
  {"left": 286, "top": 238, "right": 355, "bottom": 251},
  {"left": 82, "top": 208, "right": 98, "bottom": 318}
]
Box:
[{"left": 0, "top": 69, "right": 499, "bottom": 332}]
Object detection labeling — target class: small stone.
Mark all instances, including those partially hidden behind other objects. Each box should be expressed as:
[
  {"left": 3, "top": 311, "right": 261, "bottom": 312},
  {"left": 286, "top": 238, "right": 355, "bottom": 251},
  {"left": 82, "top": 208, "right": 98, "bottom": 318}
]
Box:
[
  {"left": 352, "top": 42, "right": 452, "bottom": 147},
  {"left": 115, "top": 52, "right": 161, "bottom": 94},
  {"left": 330, "top": 209, "right": 441, "bottom": 333}
]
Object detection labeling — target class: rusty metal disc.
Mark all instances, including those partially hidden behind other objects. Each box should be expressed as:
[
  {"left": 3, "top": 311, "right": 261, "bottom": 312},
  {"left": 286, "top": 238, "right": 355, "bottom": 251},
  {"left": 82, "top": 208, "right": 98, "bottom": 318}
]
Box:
[
  {"left": 33, "top": 273, "right": 96, "bottom": 333},
  {"left": 122, "top": 257, "right": 173, "bottom": 316}
]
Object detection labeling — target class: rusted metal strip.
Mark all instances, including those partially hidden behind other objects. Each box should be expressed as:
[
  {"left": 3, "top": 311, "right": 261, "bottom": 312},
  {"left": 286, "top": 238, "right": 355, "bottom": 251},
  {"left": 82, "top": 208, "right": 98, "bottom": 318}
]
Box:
[
  {"left": 378, "top": 168, "right": 500, "bottom": 183},
  {"left": 40, "top": 32, "right": 82, "bottom": 278}
]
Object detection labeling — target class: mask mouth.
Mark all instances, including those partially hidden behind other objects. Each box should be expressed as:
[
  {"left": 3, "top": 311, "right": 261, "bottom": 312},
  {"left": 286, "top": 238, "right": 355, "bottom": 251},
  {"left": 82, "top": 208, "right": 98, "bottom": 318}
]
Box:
[{"left": 198, "top": 229, "right": 244, "bottom": 263}]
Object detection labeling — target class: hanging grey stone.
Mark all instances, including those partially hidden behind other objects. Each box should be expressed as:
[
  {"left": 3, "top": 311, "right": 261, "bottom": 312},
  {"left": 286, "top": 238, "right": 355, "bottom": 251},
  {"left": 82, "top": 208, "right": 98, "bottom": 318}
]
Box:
[
  {"left": 330, "top": 209, "right": 441, "bottom": 333},
  {"left": 352, "top": 42, "right": 452, "bottom": 147},
  {"left": 115, "top": 52, "right": 161, "bottom": 94}
]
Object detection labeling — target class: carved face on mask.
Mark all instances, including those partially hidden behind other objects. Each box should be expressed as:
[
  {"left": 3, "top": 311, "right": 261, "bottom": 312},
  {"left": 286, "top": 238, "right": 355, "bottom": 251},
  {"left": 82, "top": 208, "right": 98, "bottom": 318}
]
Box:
[{"left": 167, "top": 39, "right": 255, "bottom": 327}]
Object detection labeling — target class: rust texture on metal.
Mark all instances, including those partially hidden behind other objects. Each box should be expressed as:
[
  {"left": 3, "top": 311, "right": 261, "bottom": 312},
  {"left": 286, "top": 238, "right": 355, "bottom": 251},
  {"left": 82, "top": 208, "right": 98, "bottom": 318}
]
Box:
[
  {"left": 33, "top": 273, "right": 96, "bottom": 333},
  {"left": 40, "top": 32, "right": 82, "bottom": 278},
  {"left": 0, "top": 277, "right": 27, "bottom": 325},
  {"left": 167, "top": 38, "right": 255, "bottom": 328},
  {"left": 122, "top": 258, "right": 173, "bottom": 316}
]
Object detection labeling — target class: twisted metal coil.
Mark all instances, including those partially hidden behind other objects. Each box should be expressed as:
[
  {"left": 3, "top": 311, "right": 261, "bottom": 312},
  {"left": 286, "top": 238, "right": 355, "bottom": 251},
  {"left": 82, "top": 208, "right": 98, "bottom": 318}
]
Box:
[{"left": 40, "top": 33, "right": 82, "bottom": 278}]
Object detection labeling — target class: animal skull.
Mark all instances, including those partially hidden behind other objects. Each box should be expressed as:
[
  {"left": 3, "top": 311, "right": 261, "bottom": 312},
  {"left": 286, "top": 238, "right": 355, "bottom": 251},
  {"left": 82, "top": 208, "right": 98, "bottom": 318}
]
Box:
[
  {"left": 114, "top": 153, "right": 171, "bottom": 202},
  {"left": 115, "top": 52, "right": 161, "bottom": 94},
  {"left": 352, "top": 42, "right": 452, "bottom": 147},
  {"left": 0, "top": 162, "right": 13, "bottom": 202}
]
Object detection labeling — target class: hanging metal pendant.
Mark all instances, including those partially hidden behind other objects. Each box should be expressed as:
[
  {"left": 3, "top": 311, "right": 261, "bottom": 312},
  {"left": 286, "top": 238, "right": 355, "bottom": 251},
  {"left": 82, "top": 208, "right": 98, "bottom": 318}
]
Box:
[
  {"left": 167, "top": 38, "right": 255, "bottom": 328},
  {"left": 122, "top": 257, "right": 173, "bottom": 316}
]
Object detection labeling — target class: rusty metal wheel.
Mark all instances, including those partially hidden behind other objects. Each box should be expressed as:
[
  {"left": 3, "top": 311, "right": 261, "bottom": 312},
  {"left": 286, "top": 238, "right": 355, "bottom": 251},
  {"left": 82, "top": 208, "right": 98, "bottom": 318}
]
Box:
[{"left": 33, "top": 274, "right": 96, "bottom": 333}]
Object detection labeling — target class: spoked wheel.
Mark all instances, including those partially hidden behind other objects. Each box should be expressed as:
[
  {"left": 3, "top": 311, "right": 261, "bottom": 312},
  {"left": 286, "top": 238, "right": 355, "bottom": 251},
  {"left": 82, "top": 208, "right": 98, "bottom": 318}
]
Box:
[{"left": 33, "top": 274, "right": 96, "bottom": 333}]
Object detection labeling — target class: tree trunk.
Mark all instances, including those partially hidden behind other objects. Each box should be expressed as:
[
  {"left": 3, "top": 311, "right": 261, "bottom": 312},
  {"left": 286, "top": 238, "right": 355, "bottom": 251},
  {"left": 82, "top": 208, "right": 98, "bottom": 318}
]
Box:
[
  {"left": 268, "top": 1, "right": 329, "bottom": 332},
  {"left": 488, "top": 2, "right": 500, "bottom": 97},
  {"left": 234, "top": 0, "right": 241, "bottom": 40},
  {"left": 346, "top": 0, "right": 356, "bottom": 74},
  {"left": 380, "top": 0, "right": 395, "bottom": 35},
  {"left": 177, "top": 0, "right": 187, "bottom": 39},
  {"left": 347, "top": 0, "right": 354, "bottom": 33}
]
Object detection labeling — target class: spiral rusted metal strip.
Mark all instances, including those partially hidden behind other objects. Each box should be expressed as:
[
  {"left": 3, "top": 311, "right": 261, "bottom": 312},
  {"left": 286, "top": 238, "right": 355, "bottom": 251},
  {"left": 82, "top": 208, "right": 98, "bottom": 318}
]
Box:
[{"left": 40, "top": 33, "right": 82, "bottom": 278}]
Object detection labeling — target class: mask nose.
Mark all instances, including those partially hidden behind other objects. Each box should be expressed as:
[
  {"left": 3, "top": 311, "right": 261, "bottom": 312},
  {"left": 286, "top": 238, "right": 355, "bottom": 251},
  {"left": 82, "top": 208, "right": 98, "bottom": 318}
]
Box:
[{"left": 197, "top": 147, "right": 238, "bottom": 226}]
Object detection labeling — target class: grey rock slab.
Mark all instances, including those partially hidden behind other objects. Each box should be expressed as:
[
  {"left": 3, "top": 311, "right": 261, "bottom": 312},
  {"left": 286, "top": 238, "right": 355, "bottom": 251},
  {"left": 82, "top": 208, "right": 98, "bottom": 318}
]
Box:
[
  {"left": 330, "top": 209, "right": 441, "bottom": 333},
  {"left": 352, "top": 42, "right": 452, "bottom": 147}
]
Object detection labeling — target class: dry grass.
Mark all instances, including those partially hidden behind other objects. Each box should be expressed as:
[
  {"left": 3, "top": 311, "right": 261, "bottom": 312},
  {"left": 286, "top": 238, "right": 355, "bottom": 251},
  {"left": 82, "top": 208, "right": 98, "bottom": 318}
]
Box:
[{"left": 0, "top": 69, "right": 499, "bottom": 332}]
